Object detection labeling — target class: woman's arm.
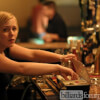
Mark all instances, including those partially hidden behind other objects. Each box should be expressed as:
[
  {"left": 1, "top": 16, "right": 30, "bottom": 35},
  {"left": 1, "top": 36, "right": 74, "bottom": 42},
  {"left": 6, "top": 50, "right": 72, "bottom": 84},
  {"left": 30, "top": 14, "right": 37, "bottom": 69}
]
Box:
[
  {"left": 0, "top": 55, "right": 78, "bottom": 79},
  {"left": 10, "top": 44, "right": 76, "bottom": 63},
  {"left": 0, "top": 55, "right": 59, "bottom": 75}
]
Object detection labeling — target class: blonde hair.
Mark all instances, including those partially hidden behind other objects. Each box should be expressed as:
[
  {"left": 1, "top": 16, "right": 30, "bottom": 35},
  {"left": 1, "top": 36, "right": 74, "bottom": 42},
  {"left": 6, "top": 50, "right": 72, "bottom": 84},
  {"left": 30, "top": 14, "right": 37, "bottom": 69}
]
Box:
[{"left": 0, "top": 11, "right": 18, "bottom": 27}]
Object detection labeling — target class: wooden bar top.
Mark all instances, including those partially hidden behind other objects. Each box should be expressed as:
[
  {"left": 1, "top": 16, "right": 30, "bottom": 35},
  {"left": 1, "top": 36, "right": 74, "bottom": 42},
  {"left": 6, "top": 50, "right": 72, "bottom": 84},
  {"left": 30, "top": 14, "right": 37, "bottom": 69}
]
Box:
[{"left": 17, "top": 42, "right": 68, "bottom": 49}]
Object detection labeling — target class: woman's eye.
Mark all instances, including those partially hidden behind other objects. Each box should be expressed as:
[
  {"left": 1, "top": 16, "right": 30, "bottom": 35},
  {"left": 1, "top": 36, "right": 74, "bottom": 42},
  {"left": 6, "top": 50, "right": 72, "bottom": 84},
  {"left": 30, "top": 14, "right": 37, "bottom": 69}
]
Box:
[
  {"left": 3, "top": 28, "right": 9, "bottom": 32},
  {"left": 12, "top": 27, "right": 17, "bottom": 31},
  {"left": 2, "top": 27, "right": 17, "bottom": 32}
]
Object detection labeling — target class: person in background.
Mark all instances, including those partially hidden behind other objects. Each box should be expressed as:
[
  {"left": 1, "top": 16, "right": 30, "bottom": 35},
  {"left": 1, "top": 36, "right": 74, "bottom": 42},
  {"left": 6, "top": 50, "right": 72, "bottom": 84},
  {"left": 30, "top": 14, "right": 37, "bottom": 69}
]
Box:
[
  {"left": 31, "top": 0, "right": 48, "bottom": 38},
  {"left": 0, "top": 11, "right": 78, "bottom": 100},
  {"left": 18, "top": 0, "right": 46, "bottom": 42},
  {"left": 31, "top": 1, "right": 67, "bottom": 42},
  {"left": 42, "top": 1, "right": 68, "bottom": 42}
]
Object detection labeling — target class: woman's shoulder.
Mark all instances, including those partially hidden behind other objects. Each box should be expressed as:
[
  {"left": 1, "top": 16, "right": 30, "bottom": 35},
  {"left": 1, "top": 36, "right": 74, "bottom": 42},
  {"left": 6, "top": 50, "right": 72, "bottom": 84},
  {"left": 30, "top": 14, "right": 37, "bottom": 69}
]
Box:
[
  {"left": 0, "top": 52, "right": 17, "bottom": 64},
  {"left": 0, "top": 53, "right": 10, "bottom": 62},
  {"left": 0, "top": 52, "right": 20, "bottom": 74}
]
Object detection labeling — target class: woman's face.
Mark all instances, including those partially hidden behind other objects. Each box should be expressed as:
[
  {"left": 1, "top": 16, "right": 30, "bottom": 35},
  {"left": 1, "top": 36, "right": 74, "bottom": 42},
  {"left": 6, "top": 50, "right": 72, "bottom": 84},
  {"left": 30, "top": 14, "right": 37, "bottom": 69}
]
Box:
[{"left": 0, "top": 17, "right": 18, "bottom": 48}]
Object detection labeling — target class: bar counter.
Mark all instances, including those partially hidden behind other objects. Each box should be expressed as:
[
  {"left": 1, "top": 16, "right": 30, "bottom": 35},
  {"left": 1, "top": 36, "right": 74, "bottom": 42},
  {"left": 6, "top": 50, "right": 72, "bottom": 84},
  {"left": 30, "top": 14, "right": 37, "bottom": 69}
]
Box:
[
  {"left": 31, "top": 74, "right": 100, "bottom": 100},
  {"left": 17, "top": 42, "right": 68, "bottom": 49},
  {"left": 15, "top": 42, "right": 100, "bottom": 100}
]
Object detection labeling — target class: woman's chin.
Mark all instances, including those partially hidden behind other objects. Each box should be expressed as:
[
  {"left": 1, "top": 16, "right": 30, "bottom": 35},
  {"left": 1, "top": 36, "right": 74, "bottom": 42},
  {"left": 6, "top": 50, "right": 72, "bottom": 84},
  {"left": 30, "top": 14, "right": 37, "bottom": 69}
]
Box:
[{"left": 8, "top": 43, "right": 15, "bottom": 47}]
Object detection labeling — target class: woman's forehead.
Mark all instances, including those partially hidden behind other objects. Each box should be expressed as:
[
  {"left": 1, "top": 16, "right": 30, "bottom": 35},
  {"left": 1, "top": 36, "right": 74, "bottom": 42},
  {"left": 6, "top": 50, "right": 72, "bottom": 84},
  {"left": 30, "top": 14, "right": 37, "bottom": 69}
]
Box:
[{"left": 2, "top": 18, "right": 18, "bottom": 27}]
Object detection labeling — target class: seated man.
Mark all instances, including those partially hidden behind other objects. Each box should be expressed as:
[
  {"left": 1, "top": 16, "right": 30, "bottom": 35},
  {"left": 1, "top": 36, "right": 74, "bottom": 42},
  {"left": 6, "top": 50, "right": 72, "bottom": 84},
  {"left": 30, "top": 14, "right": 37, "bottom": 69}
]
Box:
[
  {"left": 42, "top": 1, "right": 68, "bottom": 42},
  {"left": 31, "top": 1, "right": 67, "bottom": 42}
]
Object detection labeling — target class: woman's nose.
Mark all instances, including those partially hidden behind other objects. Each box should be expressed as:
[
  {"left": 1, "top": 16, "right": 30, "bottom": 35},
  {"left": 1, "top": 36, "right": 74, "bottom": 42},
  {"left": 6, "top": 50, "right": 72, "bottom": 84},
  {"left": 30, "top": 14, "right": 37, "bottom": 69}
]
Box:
[{"left": 9, "top": 30, "right": 14, "bottom": 36}]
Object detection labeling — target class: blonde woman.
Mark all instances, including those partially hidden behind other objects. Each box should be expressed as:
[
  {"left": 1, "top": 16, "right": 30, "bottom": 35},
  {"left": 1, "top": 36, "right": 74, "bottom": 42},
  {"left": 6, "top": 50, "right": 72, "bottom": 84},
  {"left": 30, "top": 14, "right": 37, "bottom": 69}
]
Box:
[{"left": 0, "top": 11, "right": 78, "bottom": 100}]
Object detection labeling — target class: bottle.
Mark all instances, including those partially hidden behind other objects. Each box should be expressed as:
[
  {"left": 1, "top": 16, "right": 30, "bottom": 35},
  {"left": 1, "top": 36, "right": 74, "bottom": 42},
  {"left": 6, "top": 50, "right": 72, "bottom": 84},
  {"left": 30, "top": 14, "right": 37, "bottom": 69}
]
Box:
[
  {"left": 69, "top": 40, "right": 73, "bottom": 53},
  {"left": 79, "top": 0, "right": 85, "bottom": 24},
  {"left": 87, "top": 39, "right": 95, "bottom": 65},
  {"left": 79, "top": 0, "right": 87, "bottom": 31},
  {"left": 72, "top": 47, "right": 78, "bottom": 59},
  {"left": 82, "top": 42, "right": 94, "bottom": 67},
  {"left": 77, "top": 40, "right": 82, "bottom": 61},
  {"left": 86, "top": 0, "right": 93, "bottom": 23},
  {"left": 94, "top": 47, "right": 100, "bottom": 75},
  {"left": 89, "top": 32, "right": 98, "bottom": 57},
  {"left": 94, "top": 54, "right": 100, "bottom": 75},
  {"left": 67, "top": 60, "right": 73, "bottom": 69},
  {"left": 82, "top": 43, "right": 88, "bottom": 65}
]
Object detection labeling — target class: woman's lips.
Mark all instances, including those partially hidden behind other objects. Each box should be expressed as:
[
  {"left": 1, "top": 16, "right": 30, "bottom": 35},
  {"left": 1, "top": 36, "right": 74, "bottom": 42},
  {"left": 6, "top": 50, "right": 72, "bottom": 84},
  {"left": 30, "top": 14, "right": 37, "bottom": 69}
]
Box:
[{"left": 9, "top": 39, "right": 15, "bottom": 43}]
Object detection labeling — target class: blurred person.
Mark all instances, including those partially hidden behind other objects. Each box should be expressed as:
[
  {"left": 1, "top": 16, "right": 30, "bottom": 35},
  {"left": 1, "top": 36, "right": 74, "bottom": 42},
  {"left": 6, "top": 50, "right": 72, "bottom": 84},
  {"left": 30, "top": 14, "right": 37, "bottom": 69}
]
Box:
[
  {"left": 0, "top": 11, "right": 78, "bottom": 100},
  {"left": 18, "top": 0, "right": 47, "bottom": 42},
  {"left": 31, "top": 1, "right": 67, "bottom": 42},
  {"left": 42, "top": 1, "right": 67, "bottom": 42},
  {"left": 31, "top": 0, "right": 48, "bottom": 38}
]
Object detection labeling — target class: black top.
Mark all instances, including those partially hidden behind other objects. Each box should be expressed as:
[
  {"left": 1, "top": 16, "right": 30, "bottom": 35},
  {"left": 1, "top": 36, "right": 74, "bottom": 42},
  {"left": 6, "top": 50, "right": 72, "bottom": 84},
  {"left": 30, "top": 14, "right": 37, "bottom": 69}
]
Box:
[
  {"left": 0, "top": 48, "right": 13, "bottom": 100},
  {"left": 46, "top": 13, "right": 67, "bottom": 39}
]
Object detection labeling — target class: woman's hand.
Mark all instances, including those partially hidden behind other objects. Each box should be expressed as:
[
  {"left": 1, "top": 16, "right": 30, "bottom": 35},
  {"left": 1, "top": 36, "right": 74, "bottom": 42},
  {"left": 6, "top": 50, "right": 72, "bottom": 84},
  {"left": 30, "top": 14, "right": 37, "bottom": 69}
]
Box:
[
  {"left": 57, "top": 65, "right": 78, "bottom": 80},
  {"left": 60, "top": 54, "right": 77, "bottom": 63}
]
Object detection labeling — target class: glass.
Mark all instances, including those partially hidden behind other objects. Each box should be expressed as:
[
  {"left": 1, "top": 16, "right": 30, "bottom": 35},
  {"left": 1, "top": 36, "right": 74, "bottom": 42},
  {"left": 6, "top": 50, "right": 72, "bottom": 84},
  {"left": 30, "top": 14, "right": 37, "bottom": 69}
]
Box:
[
  {"left": 86, "top": 64, "right": 95, "bottom": 75},
  {"left": 36, "top": 76, "right": 43, "bottom": 83},
  {"left": 94, "top": 47, "right": 100, "bottom": 75},
  {"left": 90, "top": 78, "right": 100, "bottom": 95},
  {"left": 36, "top": 75, "right": 46, "bottom": 88}
]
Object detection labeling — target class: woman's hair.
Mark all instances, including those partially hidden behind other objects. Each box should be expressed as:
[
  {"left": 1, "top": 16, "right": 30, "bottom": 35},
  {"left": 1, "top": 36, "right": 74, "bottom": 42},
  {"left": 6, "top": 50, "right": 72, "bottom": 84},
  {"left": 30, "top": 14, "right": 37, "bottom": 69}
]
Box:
[{"left": 0, "top": 11, "right": 18, "bottom": 27}]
